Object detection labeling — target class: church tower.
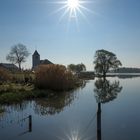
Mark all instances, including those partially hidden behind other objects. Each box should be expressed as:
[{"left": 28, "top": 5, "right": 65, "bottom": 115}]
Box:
[{"left": 32, "top": 50, "right": 40, "bottom": 69}]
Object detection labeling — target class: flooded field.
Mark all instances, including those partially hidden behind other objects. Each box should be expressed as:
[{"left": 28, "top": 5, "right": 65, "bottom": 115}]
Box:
[{"left": 0, "top": 77, "right": 140, "bottom": 140}]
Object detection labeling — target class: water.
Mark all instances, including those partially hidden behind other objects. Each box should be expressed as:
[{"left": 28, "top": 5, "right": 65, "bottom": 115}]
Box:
[{"left": 0, "top": 77, "right": 140, "bottom": 140}]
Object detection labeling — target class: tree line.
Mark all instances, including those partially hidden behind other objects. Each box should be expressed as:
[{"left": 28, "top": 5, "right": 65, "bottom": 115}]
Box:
[
  {"left": 6, "top": 43, "right": 122, "bottom": 78},
  {"left": 110, "top": 67, "right": 140, "bottom": 73}
]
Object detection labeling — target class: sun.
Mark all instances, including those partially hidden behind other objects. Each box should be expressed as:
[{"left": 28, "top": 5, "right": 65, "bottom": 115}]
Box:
[
  {"left": 67, "top": 0, "right": 79, "bottom": 9},
  {"left": 50, "top": 0, "right": 94, "bottom": 18},
  {"left": 49, "top": 0, "right": 96, "bottom": 28}
]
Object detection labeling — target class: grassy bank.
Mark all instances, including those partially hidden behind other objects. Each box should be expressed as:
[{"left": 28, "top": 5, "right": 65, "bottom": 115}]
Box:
[
  {"left": 0, "top": 65, "right": 84, "bottom": 104},
  {"left": 0, "top": 83, "right": 51, "bottom": 104},
  {"left": 0, "top": 80, "right": 83, "bottom": 104}
]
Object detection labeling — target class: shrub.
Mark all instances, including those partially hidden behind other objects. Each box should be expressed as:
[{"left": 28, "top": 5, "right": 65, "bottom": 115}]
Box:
[
  {"left": 0, "top": 67, "right": 11, "bottom": 83},
  {"left": 35, "top": 64, "right": 77, "bottom": 91},
  {"left": 11, "top": 71, "right": 34, "bottom": 84}
]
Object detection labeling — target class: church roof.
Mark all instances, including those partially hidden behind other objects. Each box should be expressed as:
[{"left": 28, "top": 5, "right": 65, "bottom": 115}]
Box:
[
  {"left": 0, "top": 63, "right": 18, "bottom": 71},
  {"left": 33, "top": 50, "right": 40, "bottom": 56},
  {"left": 40, "top": 59, "right": 53, "bottom": 65}
]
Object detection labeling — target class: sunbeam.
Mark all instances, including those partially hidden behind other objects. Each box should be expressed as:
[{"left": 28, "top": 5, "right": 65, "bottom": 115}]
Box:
[
  {"left": 49, "top": 0, "right": 96, "bottom": 29},
  {"left": 67, "top": 0, "right": 79, "bottom": 9}
]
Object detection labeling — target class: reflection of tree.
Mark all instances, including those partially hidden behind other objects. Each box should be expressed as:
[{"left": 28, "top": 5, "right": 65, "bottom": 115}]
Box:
[
  {"left": 94, "top": 78, "right": 122, "bottom": 103},
  {"left": 34, "top": 80, "right": 87, "bottom": 116},
  {"left": 34, "top": 91, "right": 76, "bottom": 116},
  {"left": 80, "top": 80, "right": 87, "bottom": 89},
  {"left": 1, "top": 101, "right": 29, "bottom": 113},
  {"left": 94, "top": 78, "right": 122, "bottom": 140}
]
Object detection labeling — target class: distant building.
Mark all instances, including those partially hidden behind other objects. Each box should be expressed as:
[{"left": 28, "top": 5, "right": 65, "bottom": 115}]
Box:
[
  {"left": 0, "top": 63, "right": 19, "bottom": 72},
  {"left": 32, "top": 50, "right": 53, "bottom": 69}
]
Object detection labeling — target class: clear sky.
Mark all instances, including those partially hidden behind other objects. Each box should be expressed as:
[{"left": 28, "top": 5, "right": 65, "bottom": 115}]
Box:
[{"left": 0, "top": 0, "right": 140, "bottom": 70}]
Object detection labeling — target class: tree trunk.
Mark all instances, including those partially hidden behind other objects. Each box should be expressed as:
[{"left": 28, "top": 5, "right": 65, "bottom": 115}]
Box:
[{"left": 18, "top": 63, "right": 21, "bottom": 71}]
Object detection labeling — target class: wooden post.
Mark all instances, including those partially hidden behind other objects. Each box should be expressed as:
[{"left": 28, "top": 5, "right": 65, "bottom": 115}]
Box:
[
  {"left": 97, "top": 103, "right": 101, "bottom": 140},
  {"left": 29, "top": 115, "right": 32, "bottom": 132}
]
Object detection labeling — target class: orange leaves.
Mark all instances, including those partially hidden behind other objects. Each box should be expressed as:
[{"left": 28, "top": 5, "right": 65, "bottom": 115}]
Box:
[{"left": 35, "top": 64, "right": 76, "bottom": 91}]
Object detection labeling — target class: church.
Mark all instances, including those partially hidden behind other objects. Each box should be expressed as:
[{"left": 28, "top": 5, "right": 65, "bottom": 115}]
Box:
[{"left": 32, "top": 50, "right": 53, "bottom": 69}]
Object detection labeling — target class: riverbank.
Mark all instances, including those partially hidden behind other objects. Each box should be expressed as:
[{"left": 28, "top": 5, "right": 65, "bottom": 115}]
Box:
[
  {"left": 0, "top": 89, "right": 50, "bottom": 104},
  {"left": 0, "top": 80, "right": 84, "bottom": 104}
]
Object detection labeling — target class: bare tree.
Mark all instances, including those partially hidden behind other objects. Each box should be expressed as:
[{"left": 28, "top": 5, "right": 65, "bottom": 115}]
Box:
[{"left": 6, "top": 44, "right": 30, "bottom": 70}]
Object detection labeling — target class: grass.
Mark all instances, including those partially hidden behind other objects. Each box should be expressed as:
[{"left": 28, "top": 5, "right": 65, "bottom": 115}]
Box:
[
  {"left": 0, "top": 67, "right": 84, "bottom": 104},
  {"left": 0, "top": 83, "right": 81, "bottom": 104},
  {"left": 0, "top": 83, "right": 33, "bottom": 93},
  {"left": 11, "top": 72, "right": 35, "bottom": 83},
  {"left": 0, "top": 83, "right": 51, "bottom": 104},
  {"left": 0, "top": 81, "right": 84, "bottom": 104},
  {"left": 0, "top": 89, "right": 52, "bottom": 104}
]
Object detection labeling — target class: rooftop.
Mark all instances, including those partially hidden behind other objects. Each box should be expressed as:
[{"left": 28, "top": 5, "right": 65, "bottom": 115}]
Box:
[{"left": 33, "top": 50, "right": 40, "bottom": 56}]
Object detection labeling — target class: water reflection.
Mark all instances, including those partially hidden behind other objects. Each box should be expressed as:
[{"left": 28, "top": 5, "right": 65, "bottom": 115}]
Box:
[
  {"left": 94, "top": 78, "right": 123, "bottom": 140},
  {"left": 33, "top": 80, "right": 87, "bottom": 116},
  {"left": 94, "top": 78, "right": 122, "bottom": 103},
  {"left": 0, "top": 101, "right": 35, "bottom": 140},
  {"left": 18, "top": 115, "right": 32, "bottom": 136},
  {"left": 1, "top": 77, "right": 140, "bottom": 140},
  {"left": 34, "top": 91, "right": 77, "bottom": 116}
]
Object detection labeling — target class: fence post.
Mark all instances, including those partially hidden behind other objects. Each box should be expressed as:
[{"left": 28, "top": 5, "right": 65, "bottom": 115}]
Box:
[{"left": 29, "top": 115, "right": 32, "bottom": 132}]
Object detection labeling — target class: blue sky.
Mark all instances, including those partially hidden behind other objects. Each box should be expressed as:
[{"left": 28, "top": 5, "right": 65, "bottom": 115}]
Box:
[{"left": 0, "top": 0, "right": 140, "bottom": 70}]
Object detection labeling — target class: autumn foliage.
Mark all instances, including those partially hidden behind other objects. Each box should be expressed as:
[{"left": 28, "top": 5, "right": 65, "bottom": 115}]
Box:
[{"left": 35, "top": 64, "right": 77, "bottom": 91}]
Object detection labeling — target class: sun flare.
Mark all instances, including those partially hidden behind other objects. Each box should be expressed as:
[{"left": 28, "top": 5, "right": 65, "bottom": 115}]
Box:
[
  {"left": 49, "top": 0, "right": 95, "bottom": 28},
  {"left": 67, "top": 0, "right": 79, "bottom": 9}
]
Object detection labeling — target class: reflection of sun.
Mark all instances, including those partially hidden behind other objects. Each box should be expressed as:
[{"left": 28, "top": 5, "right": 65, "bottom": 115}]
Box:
[{"left": 58, "top": 130, "right": 82, "bottom": 140}]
